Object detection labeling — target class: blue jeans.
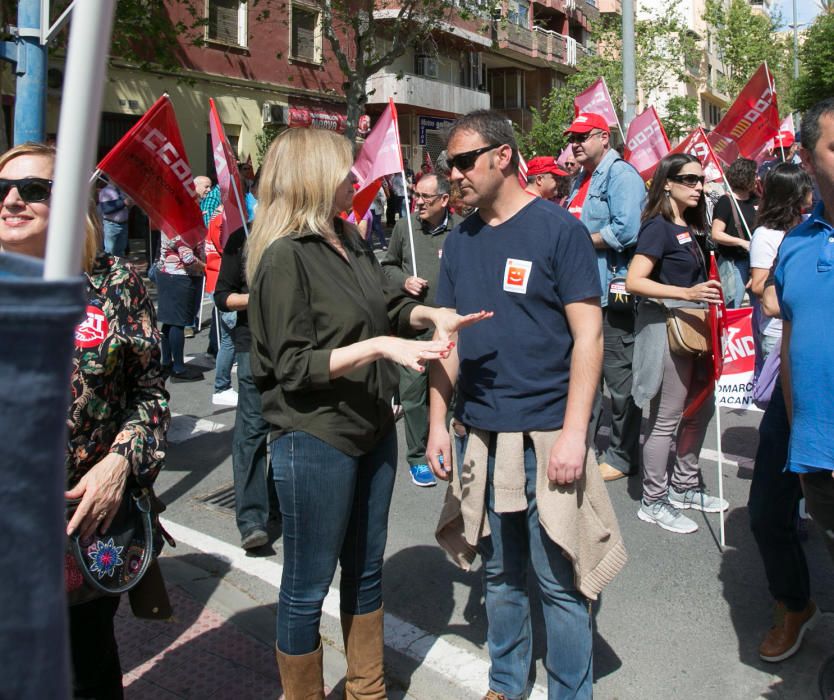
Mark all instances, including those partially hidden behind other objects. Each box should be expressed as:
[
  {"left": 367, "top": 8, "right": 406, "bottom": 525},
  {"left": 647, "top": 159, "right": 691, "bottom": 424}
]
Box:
[
  {"left": 370, "top": 212, "right": 387, "bottom": 249},
  {"left": 459, "top": 433, "right": 593, "bottom": 699},
  {"left": 102, "top": 219, "right": 128, "bottom": 257},
  {"left": 271, "top": 429, "right": 397, "bottom": 654},
  {"left": 748, "top": 380, "right": 809, "bottom": 612},
  {"left": 213, "top": 309, "right": 236, "bottom": 392},
  {"left": 233, "top": 352, "right": 271, "bottom": 537},
  {"left": 718, "top": 256, "right": 749, "bottom": 309}
]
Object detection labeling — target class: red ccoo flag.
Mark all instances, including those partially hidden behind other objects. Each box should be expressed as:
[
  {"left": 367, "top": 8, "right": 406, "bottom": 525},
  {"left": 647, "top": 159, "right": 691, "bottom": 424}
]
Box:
[
  {"left": 671, "top": 127, "right": 724, "bottom": 183},
  {"left": 98, "top": 95, "right": 205, "bottom": 247},
  {"left": 209, "top": 98, "right": 246, "bottom": 245},
  {"left": 624, "top": 107, "right": 670, "bottom": 182},
  {"left": 351, "top": 100, "right": 403, "bottom": 221},
  {"left": 574, "top": 77, "right": 619, "bottom": 129},
  {"left": 707, "top": 64, "right": 780, "bottom": 166}
]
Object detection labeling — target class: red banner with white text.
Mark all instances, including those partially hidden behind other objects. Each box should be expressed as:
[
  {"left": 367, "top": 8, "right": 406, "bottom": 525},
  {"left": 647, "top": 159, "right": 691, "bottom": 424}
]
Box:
[
  {"left": 707, "top": 64, "right": 781, "bottom": 166},
  {"left": 209, "top": 99, "right": 245, "bottom": 245},
  {"left": 672, "top": 127, "right": 724, "bottom": 183},
  {"left": 716, "top": 308, "right": 759, "bottom": 411},
  {"left": 624, "top": 107, "right": 670, "bottom": 181},
  {"left": 574, "top": 77, "right": 619, "bottom": 128},
  {"left": 98, "top": 95, "right": 205, "bottom": 247}
]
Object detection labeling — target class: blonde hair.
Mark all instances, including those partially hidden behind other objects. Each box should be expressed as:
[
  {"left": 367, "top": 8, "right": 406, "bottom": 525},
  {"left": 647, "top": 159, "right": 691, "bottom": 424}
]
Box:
[
  {"left": 246, "top": 128, "right": 353, "bottom": 282},
  {"left": 0, "top": 142, "right": 100, "bottom": 274}
]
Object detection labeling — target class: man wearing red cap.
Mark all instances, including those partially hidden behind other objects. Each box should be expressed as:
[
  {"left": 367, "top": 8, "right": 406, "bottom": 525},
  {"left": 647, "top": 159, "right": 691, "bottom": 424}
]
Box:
[
  {"left": 758, "top": 131, "right": 798, "bottom": 180},
  {"left": 566, "top": 112, "right": 647, "bottom": 483},
  {"left": 524, "top": 156, "right": 568, "bottom": 203}
]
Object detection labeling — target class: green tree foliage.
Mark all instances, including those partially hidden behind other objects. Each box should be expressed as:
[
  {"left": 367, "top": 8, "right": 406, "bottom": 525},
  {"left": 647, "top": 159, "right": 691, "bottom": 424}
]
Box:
[
  {"left": 519, "top": 7, "right": 699, "bottom": 156},
  {"left": 663, "top": 96, "right": 700, "bottom": 142},
  {"left": 703, "top": 0, "right": 792, "bottom": 112},
  {"left": 792, "top": 11, "right": 834, "bottom": 112}
]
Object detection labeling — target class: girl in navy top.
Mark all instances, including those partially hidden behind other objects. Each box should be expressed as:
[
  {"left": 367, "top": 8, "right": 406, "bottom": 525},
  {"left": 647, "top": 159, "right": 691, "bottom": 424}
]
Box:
[{"left": 626, "top": 153, "right": 726, "bottom": 534}]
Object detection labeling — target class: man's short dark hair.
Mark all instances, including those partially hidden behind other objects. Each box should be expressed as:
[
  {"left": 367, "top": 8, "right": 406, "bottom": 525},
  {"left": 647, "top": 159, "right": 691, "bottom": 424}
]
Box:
[
  {"left": 416, "top": 173, "right": 450, "bottom": 196},
  {"left": 800, "top": 97, "right": 834, "bottom": 152},
  {"left": 725, "top": 157, "right": 757, "bottom": 192},
  {"left": 446, "top": 110, "right": 520, "bottom": 175}
]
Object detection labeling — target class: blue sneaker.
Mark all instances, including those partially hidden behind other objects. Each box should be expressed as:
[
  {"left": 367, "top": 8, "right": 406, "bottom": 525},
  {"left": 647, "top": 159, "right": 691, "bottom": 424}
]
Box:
[{"left": 409, "top": 464, "right": 437, "bottom": 487}]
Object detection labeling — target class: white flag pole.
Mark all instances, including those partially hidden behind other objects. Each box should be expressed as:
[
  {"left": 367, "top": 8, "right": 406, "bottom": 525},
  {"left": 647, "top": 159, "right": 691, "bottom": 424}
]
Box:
[
  {"left": 401, "top": 170, "right": 418, "bottom": 278},
  {"left": 44, "top": 1, "right": 117, "bottom": 280},
  {"left": 715, "top": 394, "right": 726, "bottom": 549}
]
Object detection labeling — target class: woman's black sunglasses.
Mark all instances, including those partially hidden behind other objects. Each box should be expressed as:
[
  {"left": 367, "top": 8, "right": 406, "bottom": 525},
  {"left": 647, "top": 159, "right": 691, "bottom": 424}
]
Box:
[
  {"left": 447, "top": 143, "right": 503, "bottom": 172},
  {"left": 668, "top": 174, "right": 706, "bottom": 188},
  {"left": 0, "top": 177, "right": 53, "bottom": 203}
]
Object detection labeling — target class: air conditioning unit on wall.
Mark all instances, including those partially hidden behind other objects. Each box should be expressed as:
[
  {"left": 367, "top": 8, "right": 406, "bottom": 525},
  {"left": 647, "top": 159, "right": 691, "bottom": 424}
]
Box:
[
  {"left": 262, "top": 103, "right": 287, "bottom": 126},
  {"left": 416, "top": 55, "right": 439, "bottom": 79}
]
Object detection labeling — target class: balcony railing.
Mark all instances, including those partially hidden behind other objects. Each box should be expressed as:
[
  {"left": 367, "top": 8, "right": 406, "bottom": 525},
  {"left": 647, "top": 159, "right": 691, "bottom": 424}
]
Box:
[
  {"left": 365, "top": 72, "right": 490, "bottom": 115},
  {"left": 492, "top": 20, "right": 582, "bottom": 67}
]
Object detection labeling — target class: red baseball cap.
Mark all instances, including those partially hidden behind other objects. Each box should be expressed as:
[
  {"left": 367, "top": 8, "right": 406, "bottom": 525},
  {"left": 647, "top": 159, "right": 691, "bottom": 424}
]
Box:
[
  {"left": 564, "top": 112, "right": 610, "bottom": 135},
  {"left": 526, "top": 156, "right": 568, "bottom": 177},
  {"left": 774, "top": 130, "right": 795, "bottom": 148}
]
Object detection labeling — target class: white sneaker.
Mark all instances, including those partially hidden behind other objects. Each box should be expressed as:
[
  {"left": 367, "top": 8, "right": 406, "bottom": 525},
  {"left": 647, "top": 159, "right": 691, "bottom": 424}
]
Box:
[
  {"left": 668, "top": 486, "right": 729, "bottom": 513},
  {"left": 212, "top": 388, "right": 238, "bottom": 407}
]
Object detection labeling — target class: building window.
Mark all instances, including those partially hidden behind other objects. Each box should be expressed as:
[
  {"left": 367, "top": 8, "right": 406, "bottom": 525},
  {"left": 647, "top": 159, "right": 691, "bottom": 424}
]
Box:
[
  {"left": 206, "top": 0, "right": 247, "bottom": 47},
  {"left": 701, "top": 98, "right": 722, "bottom": 127},
  {"left": 291, "top": 3, "right": 322, "bottom": 64},
  {"left": 507, "top": 0, "right": 530, "bottom": 28},
  {"left": 489, "top": 69, "right": 525, "bottom": 109}
]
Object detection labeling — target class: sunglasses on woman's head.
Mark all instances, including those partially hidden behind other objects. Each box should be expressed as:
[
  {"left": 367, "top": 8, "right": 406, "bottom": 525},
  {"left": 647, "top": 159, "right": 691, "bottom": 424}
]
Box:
[
  {"left": 668, "top": 174, "right": 706, "bottom": 188},
  {"left": 0, "top": 177, "right": 53, "bottom": 203},
  {"left": 447, "top": 144, "right": 503, "bottom": 172}
]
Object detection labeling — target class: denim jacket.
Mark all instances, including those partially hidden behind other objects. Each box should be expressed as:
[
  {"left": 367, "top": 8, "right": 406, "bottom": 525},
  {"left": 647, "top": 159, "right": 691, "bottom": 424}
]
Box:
[{"left": 568, "top": 149, "right": 646, "bottom": 305}]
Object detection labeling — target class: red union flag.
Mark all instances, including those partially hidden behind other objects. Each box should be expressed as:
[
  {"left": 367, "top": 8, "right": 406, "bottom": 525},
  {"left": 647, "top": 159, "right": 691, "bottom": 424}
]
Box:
[
  {"left": 716, "top": 308, "right": 758, "bottom": 410},
  {"left": 574, "top": 77, "right": 619, "bottom": 128},
  {"left": 98, "top": 95, "right": 205, "bottom": 247},
  {"left": 209, "top": 99, "right": 245, "bottom": 245},
  {"left": 672, "top": 127, "right": 724, "bottom": 183},
  {"left": 351, "top": 99, "right": 403, "bottom": 220},
  {"left": 708, "top": 252, "right": 728, "bottom": 381},
  {"left": 624, "top": 107, "right": 670, "bottom": 181},
  {"left": 707, "top": 64, "right": 780, "bottom": 166}
]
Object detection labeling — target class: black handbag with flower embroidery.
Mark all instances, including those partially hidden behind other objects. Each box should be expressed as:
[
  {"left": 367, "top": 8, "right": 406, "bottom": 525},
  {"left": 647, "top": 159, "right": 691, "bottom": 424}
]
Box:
[{"left": 65, "top": 487, "right": 171, "bottom": 603}]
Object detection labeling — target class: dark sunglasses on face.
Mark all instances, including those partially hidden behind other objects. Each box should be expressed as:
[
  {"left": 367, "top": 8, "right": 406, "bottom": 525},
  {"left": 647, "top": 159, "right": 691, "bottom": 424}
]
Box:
[
  {"left": 567, "top": 131, "right": 602, "bottom": 145},
  {"left": 668, "top": 174, "right": 706, "bottom": 188},
  {"left": 447, "top": 143, "right": 503, "bottom": 172},
  {"left": 0, "top": 177, "right": 53, "bottom": 203}
]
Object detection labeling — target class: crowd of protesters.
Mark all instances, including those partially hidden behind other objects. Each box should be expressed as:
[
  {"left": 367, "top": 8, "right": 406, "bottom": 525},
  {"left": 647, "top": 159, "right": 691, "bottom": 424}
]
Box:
[{"left": 1, "top": 94, "right": 832, "bottom": 699}]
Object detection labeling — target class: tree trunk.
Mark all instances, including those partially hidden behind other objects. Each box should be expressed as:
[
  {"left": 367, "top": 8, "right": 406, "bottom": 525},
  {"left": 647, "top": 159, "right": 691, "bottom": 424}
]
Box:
[{"left": 344, "top": 72, "right": 368, "bottom": 144}]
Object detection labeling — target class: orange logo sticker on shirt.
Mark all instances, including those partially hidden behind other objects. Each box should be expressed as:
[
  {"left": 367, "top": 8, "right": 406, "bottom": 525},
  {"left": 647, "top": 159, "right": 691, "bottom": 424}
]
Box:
[{"left": 503, "top": 258, "right": 532, "bottom": 294}]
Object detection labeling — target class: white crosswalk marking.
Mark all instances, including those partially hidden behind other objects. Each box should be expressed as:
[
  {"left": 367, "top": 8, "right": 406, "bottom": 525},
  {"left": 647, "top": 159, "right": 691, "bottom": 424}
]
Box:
[{"left": 160, "top": 518, "right": 548, "bottom": 699}]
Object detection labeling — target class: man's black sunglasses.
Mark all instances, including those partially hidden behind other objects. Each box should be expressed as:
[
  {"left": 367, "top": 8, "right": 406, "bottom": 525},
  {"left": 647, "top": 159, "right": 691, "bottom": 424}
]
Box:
[
  {"left": 447, "top": 143, "right": 503, "bottom": 172},
  {"left": 668, "top": 174, "right": 706, "bottom": 187},
  {"left": 0, "top": 177, "right": 53, "bottom": 203}
]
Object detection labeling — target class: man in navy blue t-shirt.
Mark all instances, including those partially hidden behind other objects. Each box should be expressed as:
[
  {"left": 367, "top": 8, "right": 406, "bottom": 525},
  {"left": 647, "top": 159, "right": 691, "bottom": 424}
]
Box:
[{"left": 427, "top": 110, "right": 605, "bottom": 698}]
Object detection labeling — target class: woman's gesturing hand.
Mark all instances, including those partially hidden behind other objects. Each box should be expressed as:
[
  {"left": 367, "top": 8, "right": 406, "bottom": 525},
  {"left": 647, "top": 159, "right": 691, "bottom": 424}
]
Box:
[
  {"left": 432, "top": 308, "right": 493, "bottom": 342},
  {"left": 686, "top": 279, "right": 723, "bottom": 304},
  {"left": 65, "top": 453, "right": 130, "bottom": 540},
  {"left": 379, "top": 337, "right": 455, "bottom": 372}
]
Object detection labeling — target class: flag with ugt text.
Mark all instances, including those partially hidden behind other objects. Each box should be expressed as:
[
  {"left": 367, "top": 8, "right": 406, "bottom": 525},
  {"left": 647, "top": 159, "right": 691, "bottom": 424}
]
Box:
[
  {"left": 209, "top": 98, "right": 245, "bottom": 245},
  {"left": 351, "top": 100, "right": 403, "bottom": 221},
  {"left": 624, "top": 107, "right": 670, "bottom": 182},
  {"left": 98, "top": 95, "right": 205, "bottom": 247},
  {"left": 574, "top": 77, "right": 619, "bottom": 128},
  {"left": 672, "top": 127, "right": 724, "bottom": 183},
  {"left": 707, "top": 64, "right": 780, "bottom": 167}
]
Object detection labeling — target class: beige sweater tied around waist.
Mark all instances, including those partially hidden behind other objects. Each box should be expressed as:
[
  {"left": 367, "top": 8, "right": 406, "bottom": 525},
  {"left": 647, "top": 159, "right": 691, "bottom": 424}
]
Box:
[{"left": 435, "top": 426, "right": 628, "bottom": 601}]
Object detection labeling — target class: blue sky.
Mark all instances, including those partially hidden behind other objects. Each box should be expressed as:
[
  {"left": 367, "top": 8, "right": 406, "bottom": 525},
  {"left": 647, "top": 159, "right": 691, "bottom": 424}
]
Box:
[{"left": 773, "top": 0, "right": 821, "bottom": 28}]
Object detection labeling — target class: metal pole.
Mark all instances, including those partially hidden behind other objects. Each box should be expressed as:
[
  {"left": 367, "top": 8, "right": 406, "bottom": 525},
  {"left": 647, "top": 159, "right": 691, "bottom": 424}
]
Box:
[
  {"left": 13, "top": 0, "right": 47, "bottom": 144},
  {"left": 792, "top": 0, "right": 800, "bottom": 81},
  {"left": 44, "top": 0, "right": 117, "bottom": 280},
  {"left": 621, "top": 0, "right": 637, "bottom": 129}
]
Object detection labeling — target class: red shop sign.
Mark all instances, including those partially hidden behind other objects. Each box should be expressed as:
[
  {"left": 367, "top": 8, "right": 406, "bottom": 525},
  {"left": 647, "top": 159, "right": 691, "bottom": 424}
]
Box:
[{"left": 287, "top": 105, "right": 371, "bottom": 136}]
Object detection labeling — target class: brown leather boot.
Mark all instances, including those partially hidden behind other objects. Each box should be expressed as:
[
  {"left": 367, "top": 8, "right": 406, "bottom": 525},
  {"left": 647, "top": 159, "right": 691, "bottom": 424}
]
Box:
[
  {"left": 275, "top": 642, "right": 325, "bottom": 700},
  {"left": 759, "top": 601, "right": 820, "bottom": 662},
  {"left": 341, "top": 607, "right": 386, "bottom": 700}
]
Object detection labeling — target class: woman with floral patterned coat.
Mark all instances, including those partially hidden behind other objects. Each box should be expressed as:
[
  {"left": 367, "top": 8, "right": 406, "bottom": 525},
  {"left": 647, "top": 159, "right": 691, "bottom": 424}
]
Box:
[{"left": 0, "top": 142, "right": 170, "bottom": 699}]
